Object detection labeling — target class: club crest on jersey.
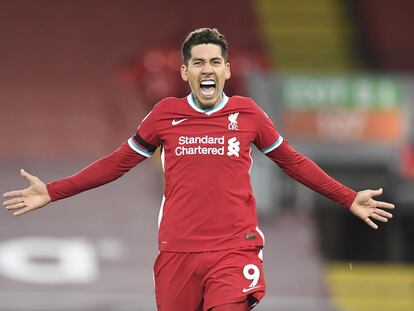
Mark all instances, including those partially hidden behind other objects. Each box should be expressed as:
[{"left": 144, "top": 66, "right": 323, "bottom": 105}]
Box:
[
  {"left": 227, "top": 137, "right": 240, "bottom": 157},
  {"left": 228, "top": 112, "right": 239, "bottom": 131}
]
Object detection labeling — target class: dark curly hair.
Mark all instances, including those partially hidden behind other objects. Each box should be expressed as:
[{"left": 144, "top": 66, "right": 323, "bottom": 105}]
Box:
[{"left": 181, "top": 28, "right": 228, "bottom": 65}]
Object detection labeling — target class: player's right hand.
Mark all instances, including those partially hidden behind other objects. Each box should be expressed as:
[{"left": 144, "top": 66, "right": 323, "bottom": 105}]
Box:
[{"left": 3, "top": 169, "right": 51, "bottom": 216}]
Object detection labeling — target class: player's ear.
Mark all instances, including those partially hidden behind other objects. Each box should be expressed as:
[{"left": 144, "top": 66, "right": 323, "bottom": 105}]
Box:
[
  {"left": 225, "top": 62, "right": 231, "bottom": 80},
  {"left": 181, "top": 64, "right": 189, "bottom": 82}
]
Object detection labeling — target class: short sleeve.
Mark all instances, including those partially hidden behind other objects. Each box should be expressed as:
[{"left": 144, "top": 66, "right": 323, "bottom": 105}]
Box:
[
  {"left": 252, "top": 99, "right": 284, "bottom": 154},
  {"left": 127, "top": 107, "right": 161, "bottom": 158}
]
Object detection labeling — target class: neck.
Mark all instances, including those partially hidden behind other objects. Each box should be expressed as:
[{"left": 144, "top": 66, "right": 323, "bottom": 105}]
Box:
[{"left": 192, "top": 93, "right": 222, "bottom": 110}]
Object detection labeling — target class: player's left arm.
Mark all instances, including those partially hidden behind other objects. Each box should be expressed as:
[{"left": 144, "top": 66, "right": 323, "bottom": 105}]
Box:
[
  {"left": 251, "top": 98, "right": 394, "bottom": 229},
  {"left": 265, "top": 140, "right": 395, "bottom": 229}
]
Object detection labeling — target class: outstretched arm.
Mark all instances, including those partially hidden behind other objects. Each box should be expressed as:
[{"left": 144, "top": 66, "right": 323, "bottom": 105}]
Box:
[
  {"left": 266, "top": 140, "right": 395, "bottom": 229},
  {"left": 3, "top": 141, "right": 146, "bottom": 216}
]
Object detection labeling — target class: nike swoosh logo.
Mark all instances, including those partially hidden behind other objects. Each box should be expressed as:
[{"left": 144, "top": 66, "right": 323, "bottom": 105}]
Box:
[
  {"left": 172, "top": 118, "right": 188, "bottom": 126},
  {"left": 242, "top": 286, "right": 261, "bottom": 293}
]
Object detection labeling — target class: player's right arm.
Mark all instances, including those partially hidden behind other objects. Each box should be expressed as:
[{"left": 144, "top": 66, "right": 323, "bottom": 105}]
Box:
[
  {"left": 3, "top": 102, "right": 161, "bottom": 216},
  {"left": 3, "top": 142, "right": 147, "bottom": 216}
]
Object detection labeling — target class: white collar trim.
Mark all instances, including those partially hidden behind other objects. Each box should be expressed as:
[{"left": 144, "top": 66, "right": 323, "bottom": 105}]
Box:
[{"left": 186, "top": 93, "right": 229, "bottom": 115}]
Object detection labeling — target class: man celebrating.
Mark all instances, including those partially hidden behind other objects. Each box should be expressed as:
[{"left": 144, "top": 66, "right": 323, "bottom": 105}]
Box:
[{"left": 3, "top": 28, "right": 395, "bottom": 311}]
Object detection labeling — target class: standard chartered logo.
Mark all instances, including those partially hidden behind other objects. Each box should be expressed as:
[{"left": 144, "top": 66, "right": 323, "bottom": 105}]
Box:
[
  {"left": 227, "top": 137, "right": 240, "bottom": 157},
  {"left": 175, "top": 136, "right": 240, "bottom": 157}
]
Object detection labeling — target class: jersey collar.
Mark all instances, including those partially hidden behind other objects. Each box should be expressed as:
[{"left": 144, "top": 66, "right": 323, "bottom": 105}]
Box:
[{"left": 186, "top": 93, "right": 229, "bottom": 115}]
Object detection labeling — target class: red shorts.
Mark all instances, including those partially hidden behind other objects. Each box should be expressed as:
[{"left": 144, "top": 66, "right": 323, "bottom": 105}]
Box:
[{"left": 153, "top": 247, "right": 265, "bottom": 311}]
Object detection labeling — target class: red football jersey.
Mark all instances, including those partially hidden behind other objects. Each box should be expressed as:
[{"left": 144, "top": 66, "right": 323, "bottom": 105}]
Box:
[{"left": 128, "top": 94, "right": 282, "bottom": 252}]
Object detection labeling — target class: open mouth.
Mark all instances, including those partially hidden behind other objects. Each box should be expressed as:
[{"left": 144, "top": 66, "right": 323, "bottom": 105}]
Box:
[{"left": 200, "top": 79, "right": 216, "bottom": 97}]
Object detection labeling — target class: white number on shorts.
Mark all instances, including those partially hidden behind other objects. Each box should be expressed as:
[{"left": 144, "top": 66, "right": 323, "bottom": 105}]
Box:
[{"left": 243, "top": 264, "right": 260, "bottom": 287}]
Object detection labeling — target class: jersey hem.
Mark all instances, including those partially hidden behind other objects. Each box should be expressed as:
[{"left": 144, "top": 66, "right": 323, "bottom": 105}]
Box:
[{"left": 158, "top": 241, "right": 264, "bottom": 253}]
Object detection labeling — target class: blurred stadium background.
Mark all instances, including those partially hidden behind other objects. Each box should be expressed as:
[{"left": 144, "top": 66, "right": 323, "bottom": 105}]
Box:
[{"left": 1, "top": 0, "right": 413, "bottom": 310}]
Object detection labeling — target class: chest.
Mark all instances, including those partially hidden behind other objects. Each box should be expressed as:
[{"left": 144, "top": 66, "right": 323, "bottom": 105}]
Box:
[{"left": 158, "top": 111, "right": 257, "bottom": 159}]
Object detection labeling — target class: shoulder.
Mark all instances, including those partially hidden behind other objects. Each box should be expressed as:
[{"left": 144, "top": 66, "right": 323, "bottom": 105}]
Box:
[
  {"left": 156, "top": 96, "right": 185, "bottom": 105},
  {"left": 150, "top": 96, "right": 187, "bottom": 114},
  {"left": 229, "top": 95, "right": 255, "bottom": 105},
  {"left": 228, "top": 95, "right": 262, "bottom": 113}
]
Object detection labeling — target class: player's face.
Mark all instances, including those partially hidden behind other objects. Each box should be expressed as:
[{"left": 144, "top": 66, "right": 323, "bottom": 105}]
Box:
[{"left": 181, "top": 43, "right": 231, "bottom": 109}]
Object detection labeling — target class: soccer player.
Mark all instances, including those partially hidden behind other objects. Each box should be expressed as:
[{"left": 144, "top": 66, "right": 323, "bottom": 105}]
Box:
[{"left": 3, "top": 28, "right": 395, "bottom": 311}]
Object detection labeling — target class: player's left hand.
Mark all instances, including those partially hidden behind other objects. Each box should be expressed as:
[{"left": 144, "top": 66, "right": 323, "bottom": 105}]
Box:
[{"left": 350, "top": 188, "right": 395, "bottom": 230}]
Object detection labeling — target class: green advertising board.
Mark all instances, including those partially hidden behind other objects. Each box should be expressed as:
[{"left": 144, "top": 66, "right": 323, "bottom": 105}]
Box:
[{"left": 281, "top": 75, "right": 402, "bottom": 110}]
